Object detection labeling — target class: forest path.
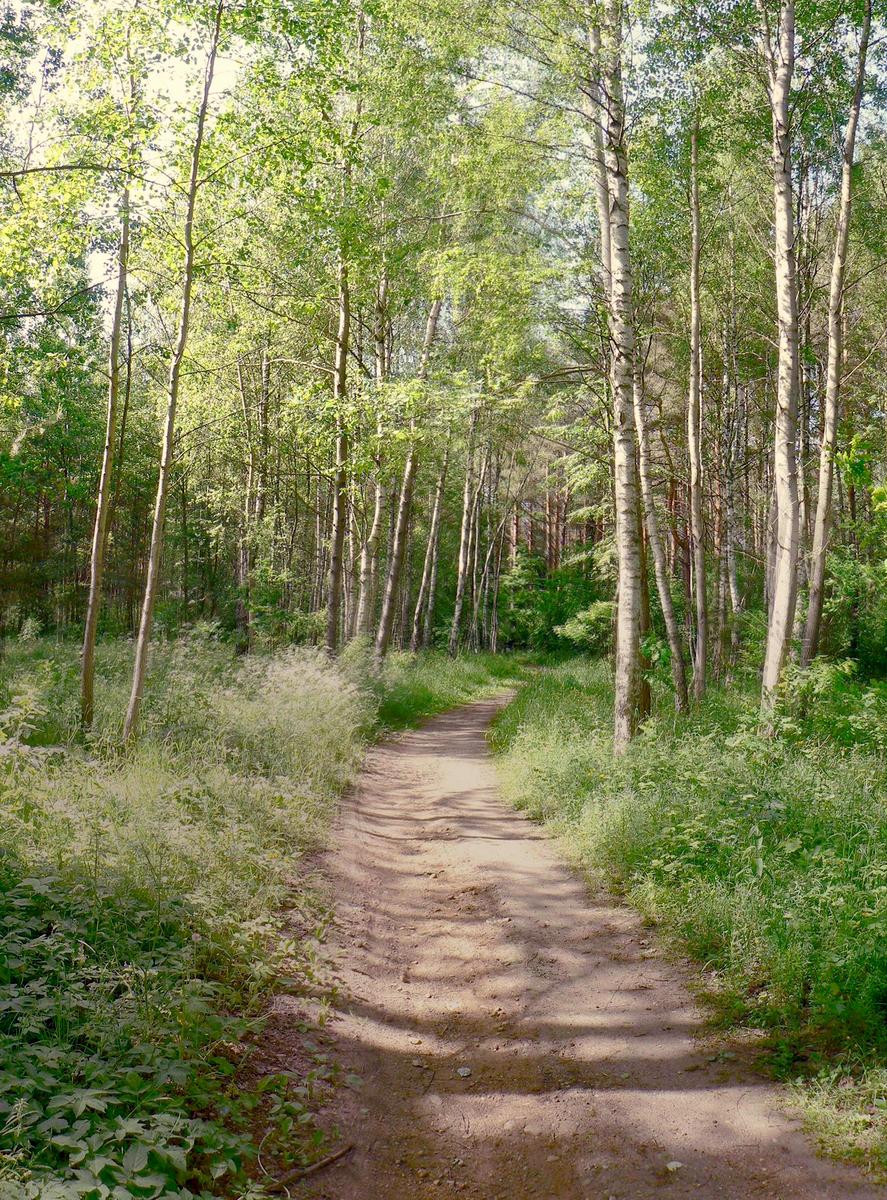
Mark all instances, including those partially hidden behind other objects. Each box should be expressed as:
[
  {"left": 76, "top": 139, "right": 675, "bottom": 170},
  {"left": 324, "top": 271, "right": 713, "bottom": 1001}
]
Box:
[{"left": 287, "top": 697, "right": 881, "bottom": 1200}]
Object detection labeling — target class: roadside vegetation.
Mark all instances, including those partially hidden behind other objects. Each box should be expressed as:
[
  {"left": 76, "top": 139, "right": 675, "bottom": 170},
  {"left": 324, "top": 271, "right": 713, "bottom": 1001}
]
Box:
[
  {"left": 0, "top": 635, "right": 520, "bottom": 1200},
  {"left": 492, "top": 654, "right": 887, "bottom": 1175},
  {"left": 3, "top": 0, "right": 887, "bottom": 1191}
]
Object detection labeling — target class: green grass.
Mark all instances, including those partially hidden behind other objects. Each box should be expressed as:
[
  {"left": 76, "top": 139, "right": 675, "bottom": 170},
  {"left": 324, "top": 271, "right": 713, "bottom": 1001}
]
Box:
[
  {"left": 491, "top": 656, "right": 887, "bottom": 1176},
  {"left": 0, "top": 635, "right": 518, "bottom": 1200},
  {"left": 370, "top": 649, "right": 526, "bottom": 730}
]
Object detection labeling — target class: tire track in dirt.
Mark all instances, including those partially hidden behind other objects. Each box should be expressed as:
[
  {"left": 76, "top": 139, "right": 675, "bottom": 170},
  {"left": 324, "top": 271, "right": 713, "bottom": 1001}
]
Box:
[{"left": 281, "top": 697, "right": 883, "bottom": 1199}]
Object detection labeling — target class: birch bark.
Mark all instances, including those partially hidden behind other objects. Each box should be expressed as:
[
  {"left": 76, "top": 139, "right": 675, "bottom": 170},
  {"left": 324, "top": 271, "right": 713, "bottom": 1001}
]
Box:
[
  {"left": 802, "top": 0, "right": 870, "bottom": 666},
  {"left": 759, "top": 0, "right": 802, "bottom": 715},
  {"left": 632, "top": 359, "right": 690, "bottom": 712},
  {"left": 601, "top": 0, "right": 643, "bottom": 752},
  {"left": 448, "top": 408, "right": 480, "bottom": 657},
  {"left": 687, "top": 116, "right": 707, "bottom": 699},
  {"left": 325, "top": 253, "right": 351, "bottom": 654},
  {"left": 81, "top": 188, "right": 129, "bottom": 728},
  {"left": 123, "top": 3, "right": 223, "bottom": 741},
  {"left": 410, "top": 438, "right": 450, "bottom": 652},
  {"left": 355, "top": 273, "right": 389, "bottom": 637},
  {"left": 375, "top": 298, "right": 442, "bottom": 661}
]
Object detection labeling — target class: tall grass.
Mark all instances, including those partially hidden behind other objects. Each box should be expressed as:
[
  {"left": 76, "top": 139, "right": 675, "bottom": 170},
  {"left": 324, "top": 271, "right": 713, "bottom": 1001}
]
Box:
[
  {"left": 0, "top": 636, "right": 519, "bottom": 1199},
  {"left": 365, "top": 647, "right": 524, "bottom": 730},
  {"left": 492, "top": 657, "right": 887, "bottom": 1175}
]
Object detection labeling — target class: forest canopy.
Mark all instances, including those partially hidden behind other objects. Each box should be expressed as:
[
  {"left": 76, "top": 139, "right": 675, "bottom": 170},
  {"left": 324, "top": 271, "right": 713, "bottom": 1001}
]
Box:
[{"left": 1, "top": 0, "right": 885, "bottom": 744}]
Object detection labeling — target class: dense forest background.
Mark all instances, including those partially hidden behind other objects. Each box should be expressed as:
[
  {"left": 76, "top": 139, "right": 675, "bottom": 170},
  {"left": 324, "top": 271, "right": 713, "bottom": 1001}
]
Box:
[
  {"left": 1, "top": 0, "right": 887, "bottom": 1196},
  {"left": 3, "top": 0, "right": 885, "bottom": 731}
]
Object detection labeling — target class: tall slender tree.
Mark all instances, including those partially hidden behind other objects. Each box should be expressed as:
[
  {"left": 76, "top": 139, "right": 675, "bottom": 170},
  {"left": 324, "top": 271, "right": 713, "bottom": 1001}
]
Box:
[
  {"left": 123, "top": 1, "right": 224, "bottom": 741},
  {"left": 759, "top": 0, "right": 802, "bottom": 717},
  {"left": 687, "top": 113, "right": 707, "bottom": 699},
  {"left": 601, "top": 0, "right": 643, "bottom": 752},
  {"left": 802, "top": 0, "right": 871, "bottom": 666},
  {"left": 81, "top": 188, "right": 129, "bottom": 728},
  {"left": 375, "top": 296, "right": 442, "bottom": 661}
]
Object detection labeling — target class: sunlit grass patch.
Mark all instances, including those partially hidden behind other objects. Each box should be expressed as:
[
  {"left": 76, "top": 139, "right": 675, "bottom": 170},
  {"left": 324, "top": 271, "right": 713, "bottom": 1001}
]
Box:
[{"left": 343, "top": 644, "right": 527, "bottom": 731}]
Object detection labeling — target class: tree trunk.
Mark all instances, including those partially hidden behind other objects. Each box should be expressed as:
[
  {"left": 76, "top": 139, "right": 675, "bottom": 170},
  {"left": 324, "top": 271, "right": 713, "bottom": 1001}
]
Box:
[
  {"left": 180, "top": 474, "right": 189, "bottom": 617},
  {"left": 235, "top": 357, "right": 255, "bottom": 650},
  {"left": 726, "top": 425, "right": 743, "bottom": 661},
  {"left": 344, "top": 500, "right": 358, "bottom": 639},
  {"left": 325, "top": 253, "right": 351, "bottom": 655},
  {"left": 123, "top": 3, "right": 222, "bottom": 742},
  {"left": 448, "top": 407, "right": 479, "bottom": 656},
  {"left": 602, "top": 0, "right": 642, "bottom": 753},
  {"left": 324, "top": 13, "right": 363, "bottom": 653},
  {"left": 801, "top": 0, "right": 870, "bottom": 666},
  {"left": 375, "top": 298, "right": 442, "bottom": 661},
  {"left": 466, "top": 455, "right": 485, "bottom": 650},
  {"left": 687, "top": 115, "right": 707, "bottom": 700},
  {"left": 637, "top": 495, "right": 652, "bottom": 720},
  {"left": 760, "top": 0, "right": 802, "bottom": 717},
  {"left": 583, "top": 18, "right": 612, "bottom": 306},
  {"left": 411, "top": 439, "right": 450, "bottom": 652},
  {"left": 81, "top": 187, "right": 129, "bottom": 729},
  {"left": 422, "top": 508, "right": 444, "bottom": 650},
  {"left": 355, "top": 272, "right": 389, "bottom": 637},
  {"left": 632, "top": 359, "right": 689, "bottom": 712}
]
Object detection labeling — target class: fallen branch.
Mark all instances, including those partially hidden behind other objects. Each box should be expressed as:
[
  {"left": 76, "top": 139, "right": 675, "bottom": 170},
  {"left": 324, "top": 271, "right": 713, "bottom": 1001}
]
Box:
[{"left": 263, "top": 1143, "right": 354, "bottom": 1193}]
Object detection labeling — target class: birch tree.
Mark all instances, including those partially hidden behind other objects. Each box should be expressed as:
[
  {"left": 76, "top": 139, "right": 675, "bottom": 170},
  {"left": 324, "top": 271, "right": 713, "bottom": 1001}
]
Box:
[
  {"left": 81, "top": 189, "right": 129, "bottom": 728},
  {"left": 374, "top": 297, "right": 442, "bottom": 661},
  {"left": 687, "top": 113, "right": 707, "bottom": 699},
  {"left": 801, "top": 0, "right": 871, "bottom": 666},
  {"left": 601, "top": 0, "right": 643, "bottom": 752},
  {"left": 123, "top": 1, "right": 224, "bottom": 741},
  {"left": 759, "top": 0, "right": 802, "bottom": 717}
]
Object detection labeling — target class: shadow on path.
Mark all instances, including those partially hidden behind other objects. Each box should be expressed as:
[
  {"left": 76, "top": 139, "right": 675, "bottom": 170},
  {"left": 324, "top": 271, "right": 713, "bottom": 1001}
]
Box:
[{"left": 270, "top": 699, "right": 882, "bottom": 1200}]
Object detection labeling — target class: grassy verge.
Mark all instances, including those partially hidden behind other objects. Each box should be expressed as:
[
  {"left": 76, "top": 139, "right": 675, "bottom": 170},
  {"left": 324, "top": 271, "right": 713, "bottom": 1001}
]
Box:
[
  {"left": 491, "top": 657, "right": 887, "bottom": 1176},
  {"left": 0, "top": 636, "right": 521, "bottom": 1199},
  {"left": 363, "top": 646, "right": 525, "bottom": 731}
]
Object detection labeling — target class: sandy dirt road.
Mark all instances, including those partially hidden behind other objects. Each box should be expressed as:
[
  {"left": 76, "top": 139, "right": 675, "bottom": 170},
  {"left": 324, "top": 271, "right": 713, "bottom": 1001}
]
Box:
[{"left": 277, "top": 697, "right": 882, "bottom": 1199}]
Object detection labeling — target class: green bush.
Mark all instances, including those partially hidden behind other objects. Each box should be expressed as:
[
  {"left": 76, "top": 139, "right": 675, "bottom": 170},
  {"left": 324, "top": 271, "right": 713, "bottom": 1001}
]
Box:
[
  {"left": 553, "top": 600, "right": 614, "bottom": 654},
  {"left": 497, "top": 549, "right": 598, "bottom": 651},
  {"left": 820, "top": 551, "right": 887, "bottom": 677}
]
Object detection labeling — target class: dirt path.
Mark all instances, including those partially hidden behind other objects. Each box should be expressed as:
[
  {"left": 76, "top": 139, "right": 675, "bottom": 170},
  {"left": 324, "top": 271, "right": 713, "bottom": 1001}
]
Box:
[{"left": 284, "top": 697, "right": 882, "bottom": 1199}]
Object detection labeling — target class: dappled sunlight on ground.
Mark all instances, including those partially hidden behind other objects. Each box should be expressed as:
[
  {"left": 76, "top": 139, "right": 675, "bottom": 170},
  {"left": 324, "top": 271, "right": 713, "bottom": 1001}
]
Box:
[{"left": 268, "top": 699, "right": 881, "bottom": 1200}]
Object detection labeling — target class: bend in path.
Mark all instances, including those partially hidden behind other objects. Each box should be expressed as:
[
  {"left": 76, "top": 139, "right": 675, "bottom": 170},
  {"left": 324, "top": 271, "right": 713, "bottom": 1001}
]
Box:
[{"left": 286, "top": 697, "right": 882, "bottom": 1200}]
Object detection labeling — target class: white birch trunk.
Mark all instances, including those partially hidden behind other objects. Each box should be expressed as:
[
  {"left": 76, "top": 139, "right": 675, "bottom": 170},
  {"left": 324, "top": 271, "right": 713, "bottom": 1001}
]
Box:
[
  {"left": 81, "top": 188, "right": 129, "bottom": 728},
  {"left": 801, "top": 0, "right": 870, "bottom": 666},
  {"left": 123, "top": 4, "right": 223, "bottom": 741},
  {"left": 411, "top": 438, "right": 450, "bottom": 653},
  {"left": 687, "top": 116, "right": 707, "bottom": 700},
  {"left": 355, "top": 273, "right": 389, "bottom": 637},
  {"left": 633, "top": 360, "right": 690, "bottom": 712},
  {"left": 602, "top": 0, "right": 643, "bottom": 752},
  {"left": 759, "top": 0, "right": 802, "bottom": 715},
  {"left": 325, "top": 253, "right": 350, "bottom": 654},
  {"left": 375, "top": 298, "right": 442, "bottom": 661},
  {"left": 448, "top": 408, "right": 479, "bottom": 657}
]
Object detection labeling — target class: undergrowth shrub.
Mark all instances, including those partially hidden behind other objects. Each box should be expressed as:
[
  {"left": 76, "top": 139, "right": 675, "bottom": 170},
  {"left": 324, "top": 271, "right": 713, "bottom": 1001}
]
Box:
[
  {"left": 0, "top": 640, "right": 371, "bottom": 1199},
  {"left": 493, "top": 657, "right": 887, "bottom": 1173},
  {"left": 0, "top": 636, "right": 517, "bottom": 1198}
]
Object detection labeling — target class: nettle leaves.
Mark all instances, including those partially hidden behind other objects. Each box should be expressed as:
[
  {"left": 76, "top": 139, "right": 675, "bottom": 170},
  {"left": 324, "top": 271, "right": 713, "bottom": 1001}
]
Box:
[{"left": 0, "top": 869, "right": 250, "bottom": 1198}]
